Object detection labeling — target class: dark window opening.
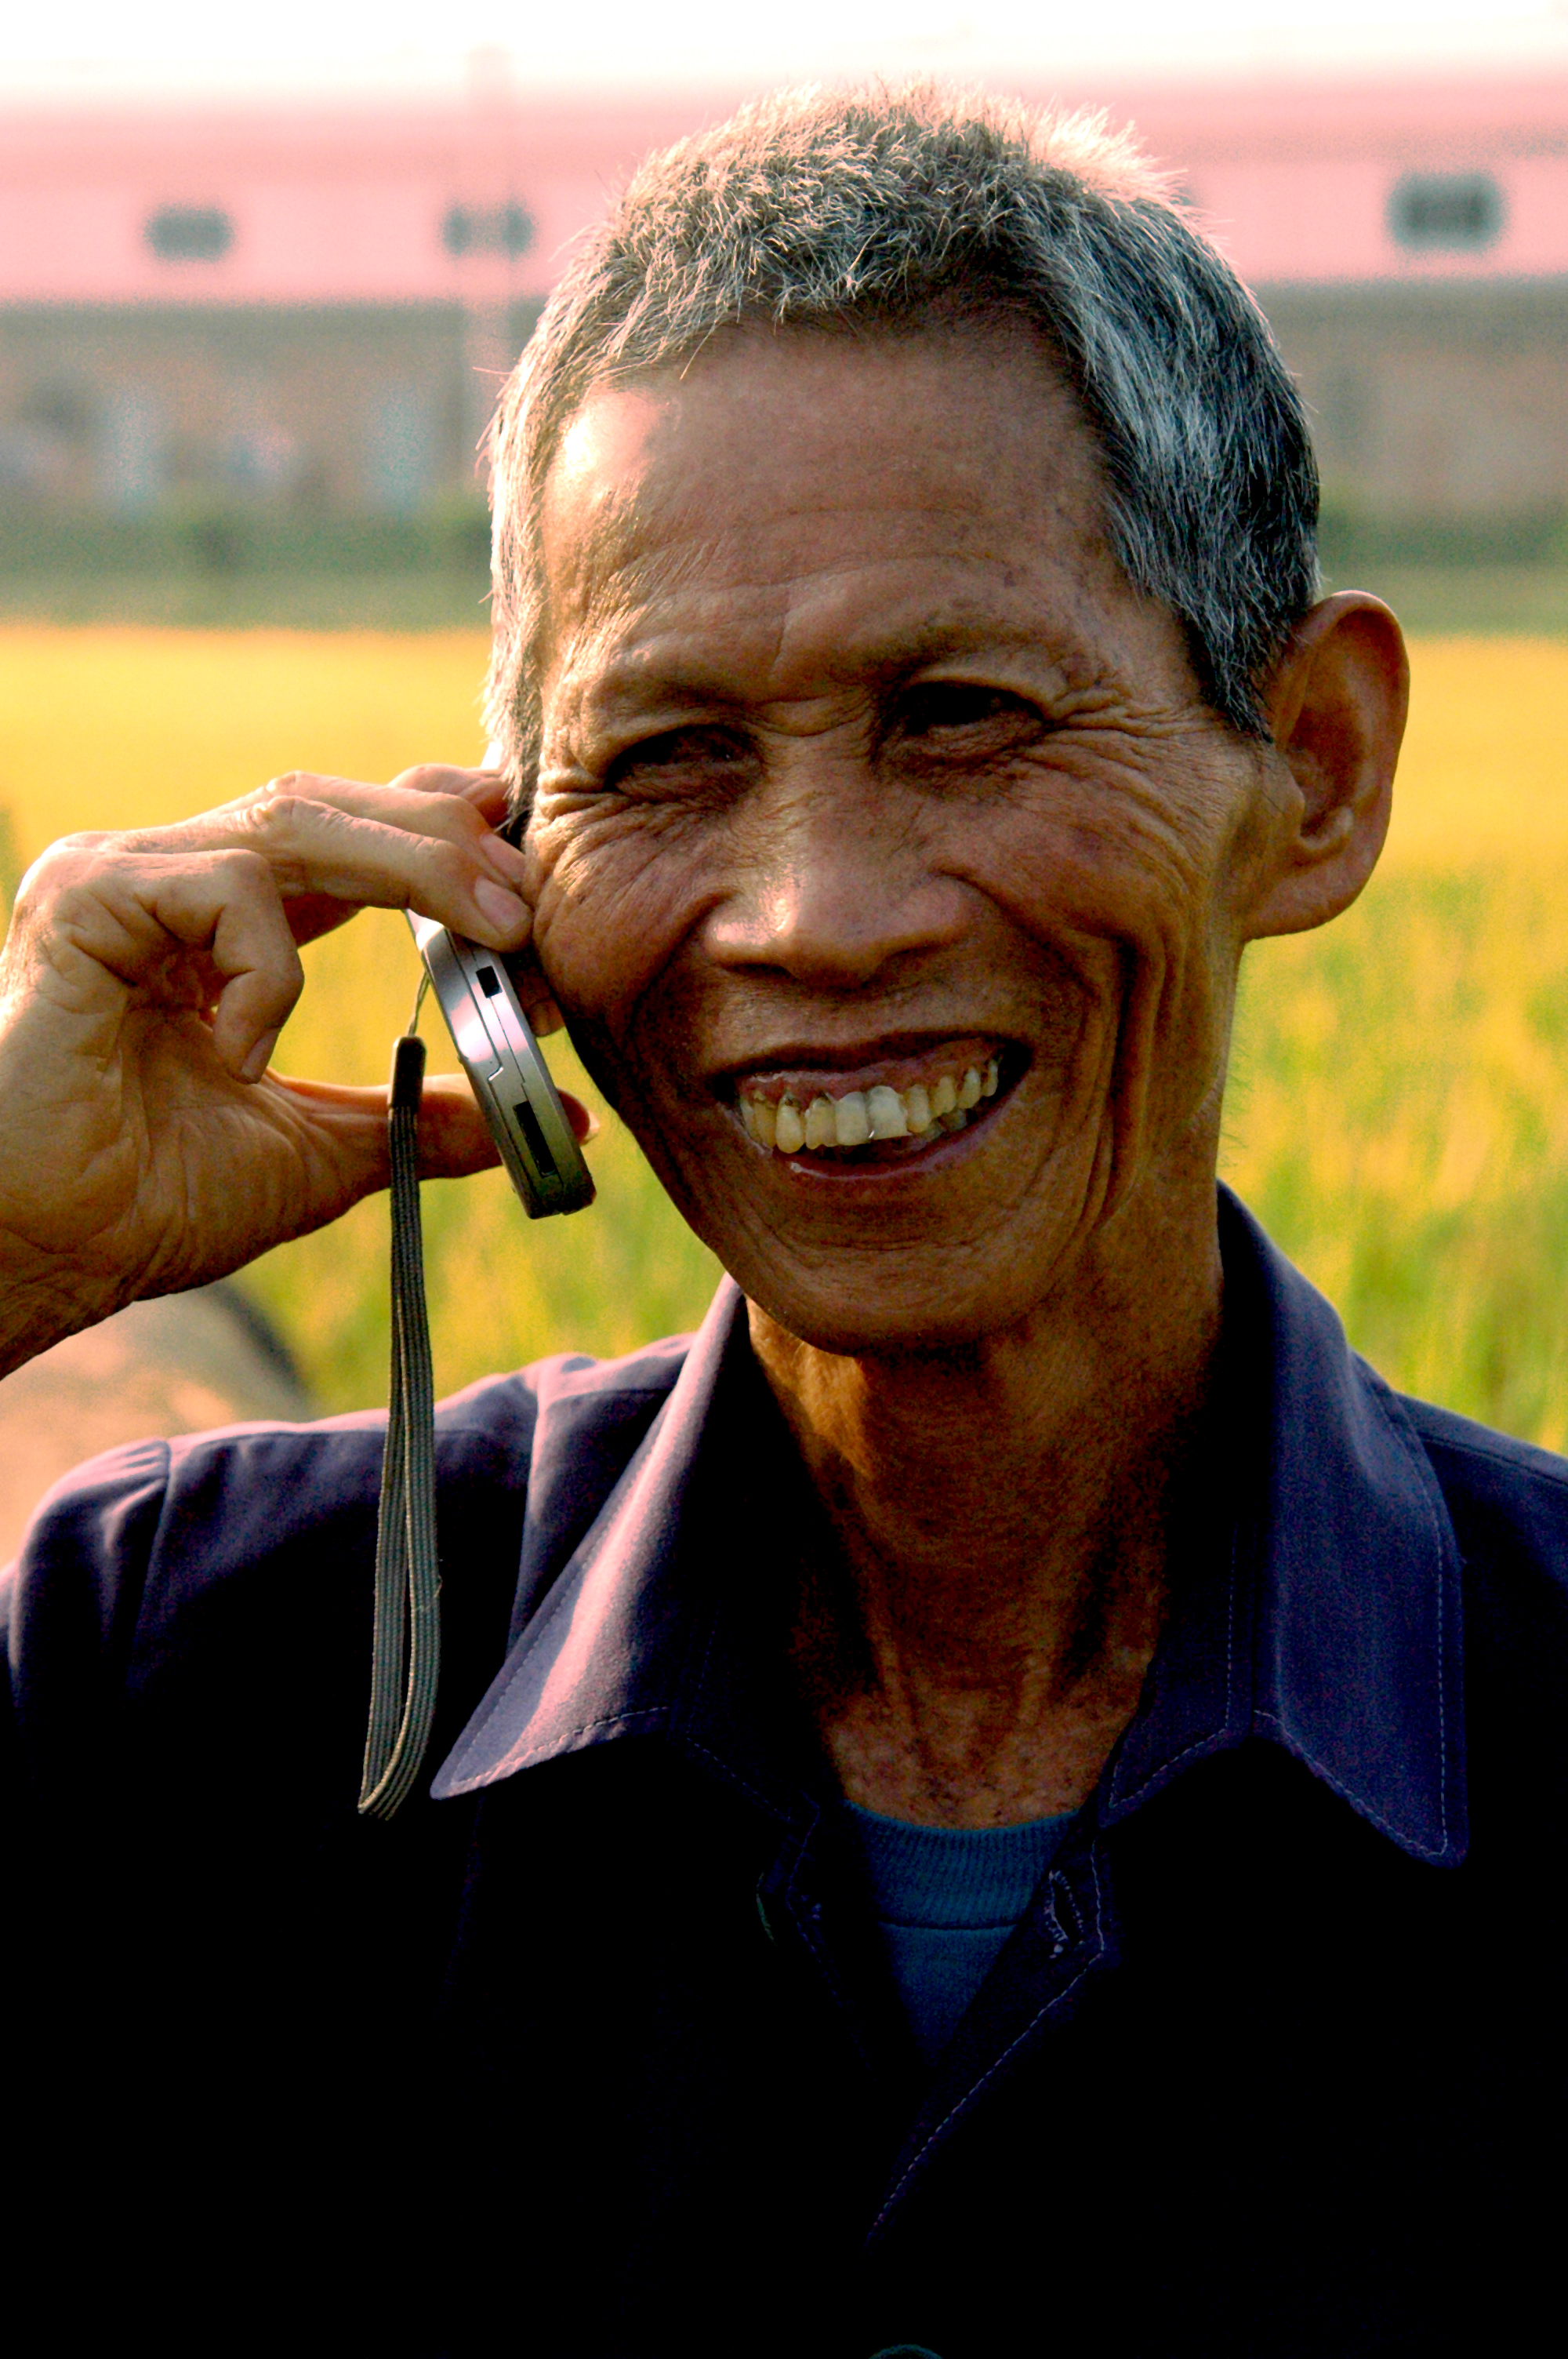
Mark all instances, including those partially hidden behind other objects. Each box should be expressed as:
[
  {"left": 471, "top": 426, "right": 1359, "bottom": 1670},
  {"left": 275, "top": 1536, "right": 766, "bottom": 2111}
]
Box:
[
  {"left": 442, "top": 202, "right": 534, "bottom": 260},
  {"left": 1388, "top": 172, "right": 1504, "bottom": 253},
  {"left": 144, "top": 206, "right": 235, "bottom": 262}
]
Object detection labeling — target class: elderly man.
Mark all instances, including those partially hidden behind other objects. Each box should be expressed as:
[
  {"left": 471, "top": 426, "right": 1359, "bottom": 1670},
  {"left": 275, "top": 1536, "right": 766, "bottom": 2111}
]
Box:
[{"left": 3, "top": 85, "right": 1559, "bottom": 2359}]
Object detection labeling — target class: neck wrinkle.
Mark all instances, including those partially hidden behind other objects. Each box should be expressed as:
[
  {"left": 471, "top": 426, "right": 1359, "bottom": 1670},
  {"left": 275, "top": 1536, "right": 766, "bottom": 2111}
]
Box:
[{"left": 748, "top": 1193, "right": 1223, "bottom": 1826}]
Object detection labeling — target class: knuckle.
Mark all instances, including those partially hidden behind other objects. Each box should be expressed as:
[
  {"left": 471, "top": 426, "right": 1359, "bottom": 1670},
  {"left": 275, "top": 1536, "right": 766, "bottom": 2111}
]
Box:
[
  {"left": 249, "top": 790, "right": 306, "bottom": 834},
  {"left": 209, "top": 846, "right": 278, "bottom": 901},
  {"left": 16, "top": 837, "right": 114, "bottom": 914},
  {"left": 17, "top": 841, "right": 76, "bottom": 897},
  {"left": 247, "top": 780, "right": 341, "bottom": 845},
  {"left": 236, "top": 794, "right": 338, "bottom": 871},
  {"left": 250, "top": 949, "right": 303, "bottom": 1006}
]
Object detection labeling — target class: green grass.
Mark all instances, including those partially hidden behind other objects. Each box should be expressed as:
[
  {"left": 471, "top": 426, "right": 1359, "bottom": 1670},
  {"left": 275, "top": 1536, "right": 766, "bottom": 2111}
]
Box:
[{"left": 1224, "top": 864, "right": 1568, "bottom": 1450}]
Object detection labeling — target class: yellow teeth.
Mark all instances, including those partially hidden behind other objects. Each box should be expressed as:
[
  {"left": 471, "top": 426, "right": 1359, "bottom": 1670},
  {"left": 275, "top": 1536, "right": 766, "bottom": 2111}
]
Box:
[
  {"left": 804, "top": 1096, "right": 837, "bottom": 1150},
  {"left": 834, "top": 1091, "right": 872, "bottom": 1147},
  {"left": 739, "top": 1059, "right": 1004, "bottom": 1156},
  {"left": 866, "top": 1085, "right": 908, "bottom": 1140}
]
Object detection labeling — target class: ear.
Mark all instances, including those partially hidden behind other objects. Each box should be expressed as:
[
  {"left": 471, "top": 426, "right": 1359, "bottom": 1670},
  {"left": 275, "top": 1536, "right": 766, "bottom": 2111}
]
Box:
[{"left": 1242, "top": 592, "right": 1409, "bottom": 941}]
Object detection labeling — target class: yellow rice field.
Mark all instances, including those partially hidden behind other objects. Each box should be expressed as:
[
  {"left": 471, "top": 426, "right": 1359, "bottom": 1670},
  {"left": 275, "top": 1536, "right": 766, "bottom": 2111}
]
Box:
[{"left": 2, "top": 624, "right": 1567, "bottom": 1444}]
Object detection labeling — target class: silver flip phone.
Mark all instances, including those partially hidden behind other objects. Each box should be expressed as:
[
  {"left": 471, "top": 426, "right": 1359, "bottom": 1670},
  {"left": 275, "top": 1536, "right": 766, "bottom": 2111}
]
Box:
[{"left": 408, "top": 911, "right": 595, "bottom": 1219}]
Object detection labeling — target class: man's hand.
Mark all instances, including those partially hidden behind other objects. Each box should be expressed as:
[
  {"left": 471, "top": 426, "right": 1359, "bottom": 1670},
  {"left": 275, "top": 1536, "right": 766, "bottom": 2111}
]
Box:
[{"left": 0, "top": 763, "right": 568, "bottom": 1377}]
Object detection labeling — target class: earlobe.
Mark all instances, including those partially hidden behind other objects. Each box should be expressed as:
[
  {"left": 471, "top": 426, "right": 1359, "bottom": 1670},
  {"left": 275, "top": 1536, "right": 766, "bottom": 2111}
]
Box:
[{"left": 1244, "top": 592, "right": 1409, "bottom": 942}]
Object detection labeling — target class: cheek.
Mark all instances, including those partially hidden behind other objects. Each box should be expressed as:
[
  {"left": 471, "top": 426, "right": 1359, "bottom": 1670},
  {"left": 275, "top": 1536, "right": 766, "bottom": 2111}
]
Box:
[
  {"left": 978, "top": 752, "right": 1230, "bottom": 981},
  {"left": 525, "top": 805, "right": 720, "bottom": 1027}
]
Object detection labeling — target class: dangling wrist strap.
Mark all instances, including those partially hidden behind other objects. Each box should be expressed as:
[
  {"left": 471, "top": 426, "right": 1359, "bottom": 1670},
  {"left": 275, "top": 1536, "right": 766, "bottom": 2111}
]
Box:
[{"left": 358, "top": 979, "right": 441, "bottom": 1819}]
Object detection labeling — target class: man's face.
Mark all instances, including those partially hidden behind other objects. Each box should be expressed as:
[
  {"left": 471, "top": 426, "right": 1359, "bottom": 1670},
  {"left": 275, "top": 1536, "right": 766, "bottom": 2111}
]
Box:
[{"left": 526, "top": 321, "right": 1276, "bottom": 1353}]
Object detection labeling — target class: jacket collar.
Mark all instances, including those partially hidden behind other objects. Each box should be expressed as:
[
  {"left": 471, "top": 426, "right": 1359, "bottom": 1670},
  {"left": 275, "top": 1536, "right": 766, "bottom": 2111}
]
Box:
[
  {"left": 430, "top": 1274, "right": 758, "bottom": 1801},
  {"left": 1101, "top": 1187, "right": 1467, "bottom": 1863},
  {"left": 430, "top": 1187, "right": 1468, "bottom": 1866}
]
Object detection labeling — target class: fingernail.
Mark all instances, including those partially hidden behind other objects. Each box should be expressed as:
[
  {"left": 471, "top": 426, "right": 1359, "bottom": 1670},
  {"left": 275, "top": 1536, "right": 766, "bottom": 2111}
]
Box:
[
  {"left": 241, "top": 1027, "right": 280, "bottom": 1083},
  {"left": 473, "top": 878, "right": 527, "bottom": 932}
]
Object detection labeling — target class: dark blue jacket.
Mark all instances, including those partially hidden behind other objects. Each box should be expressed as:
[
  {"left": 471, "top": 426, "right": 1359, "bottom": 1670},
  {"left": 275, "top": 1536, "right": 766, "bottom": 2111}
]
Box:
[{"left": 5, "top": 1189, "right": 1567, "bottom": 2355}]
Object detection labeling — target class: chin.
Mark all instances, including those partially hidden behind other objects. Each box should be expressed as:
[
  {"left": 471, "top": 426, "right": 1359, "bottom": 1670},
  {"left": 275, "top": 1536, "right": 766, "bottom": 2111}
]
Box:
[{"left": 738, "top": 1246, "right": 1048, "bottom": 1361}]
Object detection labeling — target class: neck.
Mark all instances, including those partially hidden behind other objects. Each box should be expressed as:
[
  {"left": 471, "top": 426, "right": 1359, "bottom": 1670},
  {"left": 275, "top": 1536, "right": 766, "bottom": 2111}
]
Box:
[{"left": 750, "top": 1182, "right": 1223, "bottom": 1828}]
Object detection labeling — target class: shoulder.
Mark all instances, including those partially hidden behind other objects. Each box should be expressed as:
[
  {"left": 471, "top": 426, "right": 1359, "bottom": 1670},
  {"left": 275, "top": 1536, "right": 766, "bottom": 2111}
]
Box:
[
  {"left": 4, "top": 1329, "right": 698, "bottom": 1686},
  {"left": 1397, "top": 1390, "right": 1568, "bottom": 1635},
  {"left": 13, "top": 1368, "right": 537, "bottom": 1591},
  {"left": 1401, "top": 1392, "right": 1568, "bottom": 1540}
]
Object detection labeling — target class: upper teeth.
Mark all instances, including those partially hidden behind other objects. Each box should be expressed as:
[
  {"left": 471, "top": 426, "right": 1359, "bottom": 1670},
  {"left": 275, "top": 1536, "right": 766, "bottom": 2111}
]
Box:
[{"left": 739, "top": 1060, "right": 1000, "bottom": 1154}]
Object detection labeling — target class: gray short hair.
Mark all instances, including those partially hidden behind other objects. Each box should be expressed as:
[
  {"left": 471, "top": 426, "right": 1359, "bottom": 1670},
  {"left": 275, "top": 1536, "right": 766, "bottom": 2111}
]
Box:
[{"left": 486, "top": 82, "right": 1319, "bottom": 796}]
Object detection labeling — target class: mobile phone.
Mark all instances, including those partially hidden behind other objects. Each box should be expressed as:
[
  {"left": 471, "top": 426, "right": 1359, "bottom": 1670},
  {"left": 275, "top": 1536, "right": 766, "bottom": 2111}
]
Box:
[{"left": 408, "top": 912, "right": 595, "bottom": 1219}]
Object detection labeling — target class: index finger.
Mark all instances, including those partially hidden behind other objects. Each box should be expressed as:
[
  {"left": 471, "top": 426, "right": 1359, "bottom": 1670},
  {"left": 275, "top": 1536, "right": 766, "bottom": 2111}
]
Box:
[
  {"left": 136, "top": 794, "right": 533, "bottom": 952},
  {"left": 384, "top": 763, "right": 511, "bottom": 823}
]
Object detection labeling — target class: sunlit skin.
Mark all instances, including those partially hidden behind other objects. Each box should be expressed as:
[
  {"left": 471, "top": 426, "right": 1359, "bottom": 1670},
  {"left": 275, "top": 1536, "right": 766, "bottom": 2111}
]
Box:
[
  {"left": 0, "top": 316, "right": 1405, "bottom": 1829},
  {"left": 528, "top": 322, "right": 1408, "bottom": 1823},
  {"left": 0, "top": 769, "right": 539, "bottom": 1368}
]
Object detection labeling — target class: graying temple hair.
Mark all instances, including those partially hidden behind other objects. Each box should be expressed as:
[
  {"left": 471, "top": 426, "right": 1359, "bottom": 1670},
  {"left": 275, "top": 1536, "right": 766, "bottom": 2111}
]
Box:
[{"left": 485, "top": 82, "right": 1319, "bottom": 791}]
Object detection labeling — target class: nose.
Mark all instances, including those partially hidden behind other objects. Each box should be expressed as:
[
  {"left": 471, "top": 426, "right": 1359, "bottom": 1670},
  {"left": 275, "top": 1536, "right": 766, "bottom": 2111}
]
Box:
[{"left": 703, "top": 762, "right": 967, "bottom": 992}]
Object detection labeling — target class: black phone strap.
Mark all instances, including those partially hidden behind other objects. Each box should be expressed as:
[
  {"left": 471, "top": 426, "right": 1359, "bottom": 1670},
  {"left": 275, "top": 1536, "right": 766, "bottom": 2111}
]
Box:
[{"left": 358, "top": 976, "right": 441, "bottom": 1819}]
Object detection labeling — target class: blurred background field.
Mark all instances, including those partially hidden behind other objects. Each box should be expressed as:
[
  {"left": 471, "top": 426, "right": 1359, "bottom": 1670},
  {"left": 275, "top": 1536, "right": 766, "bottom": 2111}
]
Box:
[
  {"left": 1225, "top": 635, "right": 1568, "bottom": 1451},
  {"left": 3, "top": 620, "right": 1568, "bottom": 1448},
  {"left": 0, "top": 622, "right": 722, "bottom": 1414}
]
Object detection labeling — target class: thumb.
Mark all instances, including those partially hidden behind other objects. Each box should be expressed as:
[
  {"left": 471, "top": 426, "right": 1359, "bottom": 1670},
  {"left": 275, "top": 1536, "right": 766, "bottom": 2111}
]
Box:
[
  {"left": 414, "top": 1072, "right": 597, "bottom": 1179},
  {"left": 412, "top": 1070, "right": 506, "bottom": 1179},
  {"left": 267, "top": 1070, "right": 500, "bottom": 1187},
  {"left": 266, "top": 1069, "right": 595, "bottom": 1190}
]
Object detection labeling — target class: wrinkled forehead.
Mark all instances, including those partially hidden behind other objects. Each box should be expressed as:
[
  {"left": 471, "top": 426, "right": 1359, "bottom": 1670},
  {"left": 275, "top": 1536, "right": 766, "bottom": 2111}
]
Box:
[{"left": 535, "top": 320, "right": 1116, "bottom": 653}]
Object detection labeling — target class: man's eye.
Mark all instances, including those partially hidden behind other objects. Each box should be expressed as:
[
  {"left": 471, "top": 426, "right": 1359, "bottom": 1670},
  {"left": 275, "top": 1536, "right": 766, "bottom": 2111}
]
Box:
[
  {"left": 604, "top": 725, "right": 754, "bottom": 794},
  {"left": 893, "top": 684, "right": 1043, "bottom": 743}
]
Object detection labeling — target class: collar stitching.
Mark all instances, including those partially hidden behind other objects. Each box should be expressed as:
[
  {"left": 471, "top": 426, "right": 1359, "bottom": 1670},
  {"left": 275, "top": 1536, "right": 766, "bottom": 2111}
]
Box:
[
  {"left": 1105, "top": 1517, "right": 1241, "bottom": 1814},
  {"left": 670, "top": 1532, "right": 815, "bottom": 1826},
  {"left": 456, "top": 1703, "right": 670, "bottom": 1780},
  {"left": 1248, "top": 1707, "right": 1451, "bottom": 1861},
  {"left": 442, "top": 1532, "right": 606, "bottom": 1780},
  {"left": 1362, "top": 1371, "right": 1453, "bottom": 1855},
  {"left": 678, "top": 1730, "right": 797, "bottom": 1823},
  {"left": 867, "top": 1845, "right": 1110, "bottom": 2237},
  {"left": 670, "top": 1587, "right": 797, "bottom": 1821},
  {"left": 782, "top": 1804, "right": 866, "bottom": 2020}
]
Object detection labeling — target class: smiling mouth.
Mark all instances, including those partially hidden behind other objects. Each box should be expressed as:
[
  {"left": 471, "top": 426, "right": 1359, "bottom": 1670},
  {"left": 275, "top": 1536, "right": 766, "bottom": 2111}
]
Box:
[{"left": 732, "top": 1041, "right": 1010, "bottom": 1161}]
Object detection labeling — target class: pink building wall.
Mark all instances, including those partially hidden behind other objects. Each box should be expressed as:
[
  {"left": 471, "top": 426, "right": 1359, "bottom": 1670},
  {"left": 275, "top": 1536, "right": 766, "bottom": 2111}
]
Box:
[
  {"left": 2, "top": 71, "right": 1566, "bottom": 308},
  {"left": 3, "top": 70, "right": 1567, "bottom": 528}
]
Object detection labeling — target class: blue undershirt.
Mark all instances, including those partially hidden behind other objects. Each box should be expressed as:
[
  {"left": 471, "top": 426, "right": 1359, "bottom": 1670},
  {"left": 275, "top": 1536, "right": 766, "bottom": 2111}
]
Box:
[{"left": 843, "top": 1801, "right": 1076, "bottom": 2063}]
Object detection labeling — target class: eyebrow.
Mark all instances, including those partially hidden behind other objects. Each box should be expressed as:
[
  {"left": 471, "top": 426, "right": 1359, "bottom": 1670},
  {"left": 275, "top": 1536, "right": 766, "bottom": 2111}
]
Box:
[{"left": 573, "top": 609, "right": 1094, "bottom": 729}]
